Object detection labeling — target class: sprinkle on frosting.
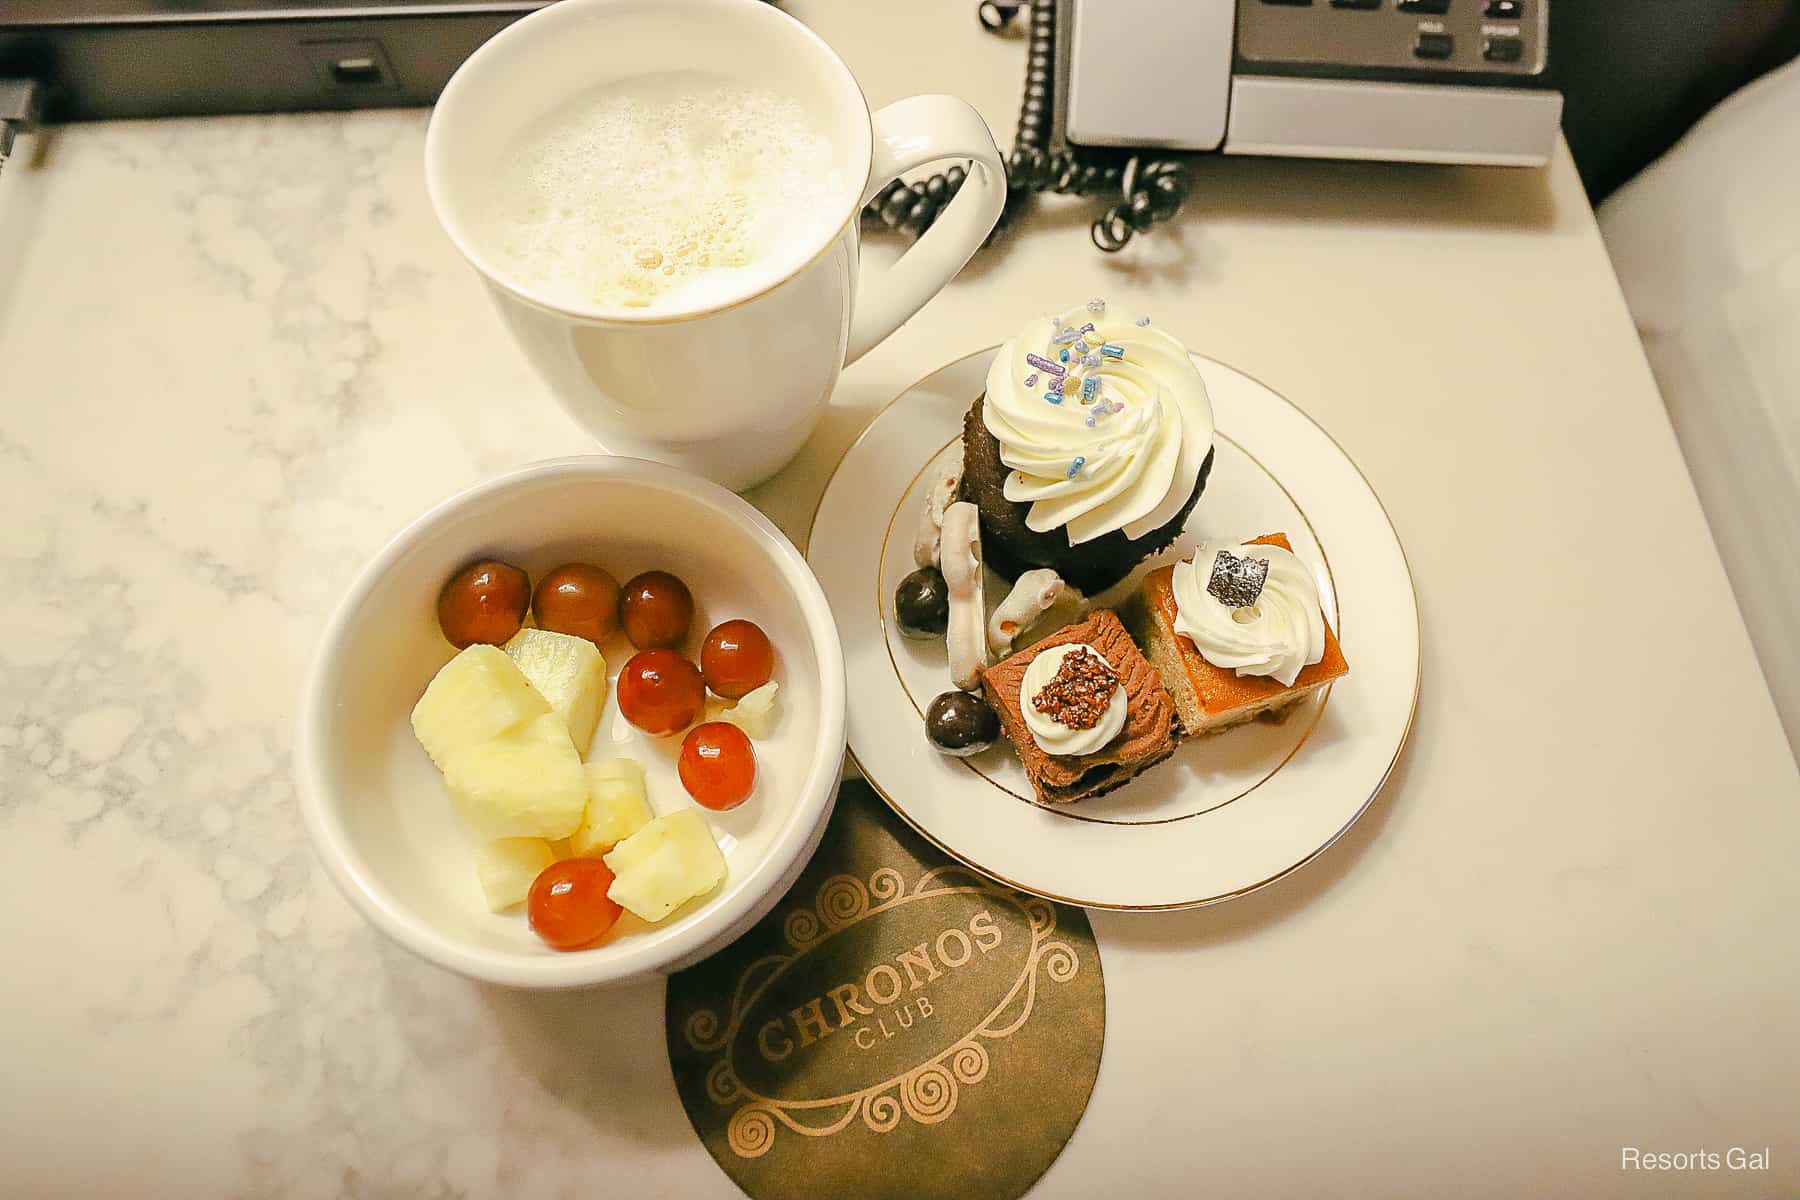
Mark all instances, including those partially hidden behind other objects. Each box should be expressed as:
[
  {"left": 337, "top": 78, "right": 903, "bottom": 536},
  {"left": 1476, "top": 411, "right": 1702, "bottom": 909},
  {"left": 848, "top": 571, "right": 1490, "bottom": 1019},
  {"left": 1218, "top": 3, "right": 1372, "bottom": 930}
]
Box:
[
  {"left": 1136, "top": 315, "right": 1151, "bottom": 326},
  {"left": 982, "top": 300, "right": 1216, "bottom": 546},
  {"left": 1086, "top": 298, "right": 1106, "bottom": 314},
  {"left": 1067, "top": 455, "right": 1086, "bottom": 478},
  {"left": 1024, "top": 373, "right": 1038, "bottom": 387}
]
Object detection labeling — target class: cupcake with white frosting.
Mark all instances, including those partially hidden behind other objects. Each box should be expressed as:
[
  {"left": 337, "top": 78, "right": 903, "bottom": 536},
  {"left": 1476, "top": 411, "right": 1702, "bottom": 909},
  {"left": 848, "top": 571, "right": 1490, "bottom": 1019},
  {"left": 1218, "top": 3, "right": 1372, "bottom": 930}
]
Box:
[{"left": 961, "top": 299, "right": 1216, "bottom": 593}]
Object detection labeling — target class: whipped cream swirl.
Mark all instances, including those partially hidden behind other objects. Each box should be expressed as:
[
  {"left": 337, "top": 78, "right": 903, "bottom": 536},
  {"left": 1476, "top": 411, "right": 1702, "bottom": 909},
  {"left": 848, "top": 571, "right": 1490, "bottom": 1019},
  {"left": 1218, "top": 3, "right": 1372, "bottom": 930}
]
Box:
[
  {"left": 983, "top": 301, "right": 1215, "bottom": 546},
  {"left": 1172, "top": 541, "right": 1326, "bottom": 687},
  {"left": 1020, "top": 643, "right": 1127, "bottom": 756}
]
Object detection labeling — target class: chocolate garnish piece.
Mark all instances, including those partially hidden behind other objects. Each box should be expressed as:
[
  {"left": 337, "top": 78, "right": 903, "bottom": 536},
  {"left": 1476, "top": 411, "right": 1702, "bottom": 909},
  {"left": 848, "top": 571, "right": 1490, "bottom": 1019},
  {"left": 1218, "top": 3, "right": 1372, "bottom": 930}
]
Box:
[
  {"left": 1031, "top": 647, "right": 1120, "bottom": 731},
  {"left": 1206, "top": 549, "right": 1269, "bottom": 609}
]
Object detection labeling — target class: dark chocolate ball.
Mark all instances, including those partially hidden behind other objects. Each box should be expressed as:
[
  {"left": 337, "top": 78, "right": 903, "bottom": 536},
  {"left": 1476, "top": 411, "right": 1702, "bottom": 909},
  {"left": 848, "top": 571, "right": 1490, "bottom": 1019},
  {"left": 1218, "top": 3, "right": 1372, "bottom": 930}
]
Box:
[
  {"left": 925, "top": 690, "right": 1001, "bottom": 757},
  {"left": 894, "top": 567, "right": 950, "bottom": 639}
]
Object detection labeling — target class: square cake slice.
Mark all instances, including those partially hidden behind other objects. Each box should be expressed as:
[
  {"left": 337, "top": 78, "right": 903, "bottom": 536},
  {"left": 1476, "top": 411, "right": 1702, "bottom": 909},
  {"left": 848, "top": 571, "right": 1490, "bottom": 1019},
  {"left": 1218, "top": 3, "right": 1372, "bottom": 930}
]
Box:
[
  {"left": 979, "top": 609, "right": 1179, "bottom": 805},
  {"left": 1132, "top": 533, "right": 1349, "bottom": 738}
]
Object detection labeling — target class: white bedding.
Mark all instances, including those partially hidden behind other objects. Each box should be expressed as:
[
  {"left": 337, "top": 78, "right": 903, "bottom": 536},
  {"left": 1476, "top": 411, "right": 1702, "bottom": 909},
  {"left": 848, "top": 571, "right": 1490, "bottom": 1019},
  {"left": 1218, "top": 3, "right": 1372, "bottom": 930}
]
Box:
[{"left": 1600, "top": 56, "right": 1800, "bottom": 754}]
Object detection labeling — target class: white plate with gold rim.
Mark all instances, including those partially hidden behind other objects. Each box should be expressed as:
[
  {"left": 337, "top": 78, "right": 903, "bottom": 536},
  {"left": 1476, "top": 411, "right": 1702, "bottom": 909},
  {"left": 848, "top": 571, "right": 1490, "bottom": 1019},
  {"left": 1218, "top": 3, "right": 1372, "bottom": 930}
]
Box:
[{"left": 807, "top": 347, "right": 1419, "bottom": 910}]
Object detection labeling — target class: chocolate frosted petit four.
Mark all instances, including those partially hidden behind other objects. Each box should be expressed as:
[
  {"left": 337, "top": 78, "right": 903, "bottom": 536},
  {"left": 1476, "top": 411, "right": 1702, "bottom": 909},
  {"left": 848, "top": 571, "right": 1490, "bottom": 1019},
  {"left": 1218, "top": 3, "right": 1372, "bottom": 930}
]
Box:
[{"left": 979, "top": 610, "right": 1178, "bottom": 805}]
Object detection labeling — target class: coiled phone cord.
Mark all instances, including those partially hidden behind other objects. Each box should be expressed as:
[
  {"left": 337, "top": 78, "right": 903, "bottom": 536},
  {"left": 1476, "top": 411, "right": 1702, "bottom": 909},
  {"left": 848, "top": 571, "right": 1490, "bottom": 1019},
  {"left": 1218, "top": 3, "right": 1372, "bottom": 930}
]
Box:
[{"left": 861, "top": 0, "right": 1188, "bottom": 253}]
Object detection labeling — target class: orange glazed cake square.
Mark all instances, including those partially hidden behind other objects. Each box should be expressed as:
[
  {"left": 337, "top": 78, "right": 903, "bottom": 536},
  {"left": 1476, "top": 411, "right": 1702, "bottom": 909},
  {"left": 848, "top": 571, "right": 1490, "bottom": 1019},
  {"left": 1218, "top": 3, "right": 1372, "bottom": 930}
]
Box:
[{"left": 1133, "top": 533, "right": 1348, "bottom": 737}]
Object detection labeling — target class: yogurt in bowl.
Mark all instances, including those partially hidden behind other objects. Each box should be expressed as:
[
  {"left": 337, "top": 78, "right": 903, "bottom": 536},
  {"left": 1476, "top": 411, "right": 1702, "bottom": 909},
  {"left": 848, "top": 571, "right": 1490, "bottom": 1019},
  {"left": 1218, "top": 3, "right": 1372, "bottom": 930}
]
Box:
[{"left": 295, "top": 456, "right": 845, "bottom": 988}]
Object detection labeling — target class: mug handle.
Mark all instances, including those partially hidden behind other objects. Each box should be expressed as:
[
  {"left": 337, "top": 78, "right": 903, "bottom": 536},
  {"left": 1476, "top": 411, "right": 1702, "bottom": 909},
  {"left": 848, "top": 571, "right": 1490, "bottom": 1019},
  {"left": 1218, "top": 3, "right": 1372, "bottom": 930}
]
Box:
[{"left": 845, "top": 95, "right": 1007, "bottom": 365}]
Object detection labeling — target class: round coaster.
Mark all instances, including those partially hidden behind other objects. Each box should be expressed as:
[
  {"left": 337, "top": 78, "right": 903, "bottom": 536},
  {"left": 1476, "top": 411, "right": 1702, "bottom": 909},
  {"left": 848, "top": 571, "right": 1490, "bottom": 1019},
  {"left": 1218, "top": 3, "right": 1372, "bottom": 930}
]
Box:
[{"left": 667, "top": 780, "right": 1105, "bottom": 1200}]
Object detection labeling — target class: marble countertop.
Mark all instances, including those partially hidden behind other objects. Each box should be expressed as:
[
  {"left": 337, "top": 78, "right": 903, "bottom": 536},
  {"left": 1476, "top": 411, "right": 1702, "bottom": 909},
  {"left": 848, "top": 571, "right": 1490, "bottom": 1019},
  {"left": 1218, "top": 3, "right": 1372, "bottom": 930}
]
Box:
[{"left": 2, "top": 2, "right": 1797, "bottom": 1195}]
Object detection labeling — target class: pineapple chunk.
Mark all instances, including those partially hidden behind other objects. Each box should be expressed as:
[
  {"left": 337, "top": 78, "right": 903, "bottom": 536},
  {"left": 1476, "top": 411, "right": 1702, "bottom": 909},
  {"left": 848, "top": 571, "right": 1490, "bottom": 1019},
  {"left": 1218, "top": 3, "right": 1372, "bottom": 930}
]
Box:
[
  {"left": 717, "top": 681, "right": 781, "bottom": 740},
  {"left": 410, "top": 645, "right": 549, "bottom": 768},
  {"left": 602, "top": 812, "right": 673, "bottom": 876},
  {"left": 441, "top": 713, "right": 587, "bottom": 840},
  {"left": 604, "top": 809, "right": 727, "bottom": 922},
  {"left": 570, "top": 758, "right": 653, "bottom": 857},
  {"left": 504, "top": 628, "right": 606, "bottom": 757},
  {"left": 472, "top": 838, "right": 555, "bottom": 912}
]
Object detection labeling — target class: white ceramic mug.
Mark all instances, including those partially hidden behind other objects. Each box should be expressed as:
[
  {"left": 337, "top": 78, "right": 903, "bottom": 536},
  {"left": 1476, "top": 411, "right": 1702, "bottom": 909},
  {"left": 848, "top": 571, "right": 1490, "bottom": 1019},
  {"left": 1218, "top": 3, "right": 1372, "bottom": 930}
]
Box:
[{"left": 426, "top": 0, "right": 1006, "bottom": 491}]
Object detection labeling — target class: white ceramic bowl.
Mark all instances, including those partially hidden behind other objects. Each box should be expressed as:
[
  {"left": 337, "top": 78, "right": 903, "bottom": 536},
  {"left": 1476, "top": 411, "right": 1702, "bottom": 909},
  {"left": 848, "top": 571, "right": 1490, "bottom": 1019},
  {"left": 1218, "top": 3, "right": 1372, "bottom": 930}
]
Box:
[{"left": 295, "top": 457, "right": 846, "bottom": 988}]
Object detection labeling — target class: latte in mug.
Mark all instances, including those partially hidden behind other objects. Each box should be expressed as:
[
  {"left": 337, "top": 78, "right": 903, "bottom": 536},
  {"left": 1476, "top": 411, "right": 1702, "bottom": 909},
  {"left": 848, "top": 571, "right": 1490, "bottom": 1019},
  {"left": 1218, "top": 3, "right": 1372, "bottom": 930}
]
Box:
[{"left": 481, "top": 70, "right": 847, "bottom": 312}]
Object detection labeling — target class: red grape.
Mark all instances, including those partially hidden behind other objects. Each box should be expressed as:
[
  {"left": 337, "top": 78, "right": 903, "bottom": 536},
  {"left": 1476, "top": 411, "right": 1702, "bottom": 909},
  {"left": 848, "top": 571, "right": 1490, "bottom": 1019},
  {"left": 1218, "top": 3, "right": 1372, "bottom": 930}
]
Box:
[
  {"left": 527, "top": 858, "right": 622, "bottom": 951},
  {"left": 437, "top": 560, "right": 529, "bottom": 648},
  {"left": 617, "top": 649, "right": 704, "bottom": 736},
  {"left": 679, "top": 722, "right": 757, "bottom": 810},
  {"left": 621, "top": 570, "right": 694, "bottom": 649},
  {"left": 532, "top": 563, "right": 620, "bottom": 644},
  {"left": 700, "top": 619, "right": 775, "bottom": 700}
]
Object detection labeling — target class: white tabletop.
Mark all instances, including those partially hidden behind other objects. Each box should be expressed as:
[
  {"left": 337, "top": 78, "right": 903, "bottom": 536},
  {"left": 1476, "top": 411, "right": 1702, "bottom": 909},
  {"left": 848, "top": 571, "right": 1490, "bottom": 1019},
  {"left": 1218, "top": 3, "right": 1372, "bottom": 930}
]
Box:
[{"left": 2, "top": 1, "right": 1796, "bottom": 1195}]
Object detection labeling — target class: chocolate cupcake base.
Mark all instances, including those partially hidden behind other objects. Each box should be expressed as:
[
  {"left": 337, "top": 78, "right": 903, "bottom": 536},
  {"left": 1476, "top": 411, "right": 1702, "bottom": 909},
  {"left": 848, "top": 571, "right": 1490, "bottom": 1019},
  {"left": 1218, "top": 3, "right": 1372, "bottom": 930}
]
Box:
[{"left": 961, "top": 395, "right": 1214, "bottom": 595}]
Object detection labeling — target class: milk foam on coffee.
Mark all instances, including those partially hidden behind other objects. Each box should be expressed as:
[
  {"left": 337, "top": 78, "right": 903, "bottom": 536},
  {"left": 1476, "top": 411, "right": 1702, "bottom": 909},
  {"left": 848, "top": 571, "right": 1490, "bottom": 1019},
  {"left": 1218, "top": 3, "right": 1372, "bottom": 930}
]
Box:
[{"left": 483, "top": 71, "right": 845, "bottom": 312}]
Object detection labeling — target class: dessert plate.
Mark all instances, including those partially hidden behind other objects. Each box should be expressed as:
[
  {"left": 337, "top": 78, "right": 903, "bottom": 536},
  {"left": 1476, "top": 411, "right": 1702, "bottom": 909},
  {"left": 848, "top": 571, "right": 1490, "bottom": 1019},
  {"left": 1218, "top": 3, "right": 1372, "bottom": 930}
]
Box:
[{"left": 808, "top": 347, "right": 1419, "bottom": 909}]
